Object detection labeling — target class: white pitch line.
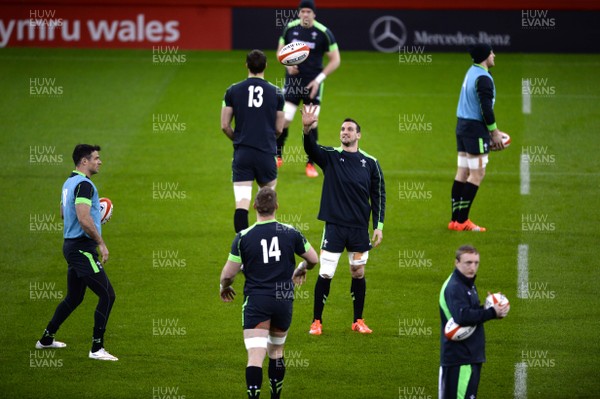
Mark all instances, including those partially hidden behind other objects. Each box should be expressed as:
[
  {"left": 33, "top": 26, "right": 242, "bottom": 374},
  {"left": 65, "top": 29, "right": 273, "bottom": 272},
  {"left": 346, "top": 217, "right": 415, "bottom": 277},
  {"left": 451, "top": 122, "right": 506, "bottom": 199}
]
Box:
[
  {"left": 522, "top": 78, "right": 531, "bottom": 114},
  {"left": 520, "top": 154, "right": 530, "bottom": 195},
  {"left": 517, "top": 244, "right": 529, "bottom": 299},
  {"left": 514, "top": 362, "right": 528, "bottom": 399},
  {"left": 521, "top": 78, "right": 531, "bottom": 194}
]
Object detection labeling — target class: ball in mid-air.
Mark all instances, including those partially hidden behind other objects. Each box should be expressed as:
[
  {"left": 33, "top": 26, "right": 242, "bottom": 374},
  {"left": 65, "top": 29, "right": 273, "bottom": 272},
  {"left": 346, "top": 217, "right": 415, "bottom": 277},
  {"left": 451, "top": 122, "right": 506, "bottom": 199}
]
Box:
[
  {"left": 278, "top": 41, "right": 310, "bottom": 66},
  {"left": 99, "top": 197, "right": 113, "bottom": 224},
  {"left": 444, "top": 317, "right": 476, "bottom": 341}
]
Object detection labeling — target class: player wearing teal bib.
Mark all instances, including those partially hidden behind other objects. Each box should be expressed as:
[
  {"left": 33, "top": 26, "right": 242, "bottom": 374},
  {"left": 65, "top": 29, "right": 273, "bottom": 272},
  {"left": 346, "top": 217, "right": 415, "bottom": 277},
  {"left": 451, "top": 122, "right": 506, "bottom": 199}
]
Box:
[
  {"left": 36, "top": 144, "right": 118, "bottom": 361},
  {"left": 449, "top": 44, "right": 508, "bottom": 232}
]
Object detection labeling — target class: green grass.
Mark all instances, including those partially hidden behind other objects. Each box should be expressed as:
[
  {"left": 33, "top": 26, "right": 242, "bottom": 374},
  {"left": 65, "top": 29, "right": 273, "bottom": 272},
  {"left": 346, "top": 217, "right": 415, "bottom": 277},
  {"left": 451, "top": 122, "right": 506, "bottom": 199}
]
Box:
[{"left": 1, "top": 48, "right": 599, "bottom": 398}]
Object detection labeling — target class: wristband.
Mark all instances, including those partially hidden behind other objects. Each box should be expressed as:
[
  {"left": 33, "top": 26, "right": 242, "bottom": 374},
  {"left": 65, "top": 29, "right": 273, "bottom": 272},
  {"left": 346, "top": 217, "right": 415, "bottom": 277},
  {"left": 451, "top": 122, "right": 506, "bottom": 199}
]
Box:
[
  {"left": 315, "top": 73, "right": 326, "bottom": 84},
  {"left": 297, "top": 261, "right": 307, "bottom": 271}
]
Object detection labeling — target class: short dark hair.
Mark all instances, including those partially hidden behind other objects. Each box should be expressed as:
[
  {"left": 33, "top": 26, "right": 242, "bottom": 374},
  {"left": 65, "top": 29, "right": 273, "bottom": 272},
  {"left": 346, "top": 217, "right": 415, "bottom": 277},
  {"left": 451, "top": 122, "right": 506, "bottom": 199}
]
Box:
[
  {"left": 72, "top": 144, "right": 101, "bottom": 166},
  {"left": 254, "top": 186, "right": 277, "bottom": 216},
  {"left": 455, "top": 245, "right": 479, "bottom": 261},
  {"left": 246, "top": 50, "right": 267, "bottom": 74},
  {"left": 343, "top": 118, "right": 361, "bottom": 133}
]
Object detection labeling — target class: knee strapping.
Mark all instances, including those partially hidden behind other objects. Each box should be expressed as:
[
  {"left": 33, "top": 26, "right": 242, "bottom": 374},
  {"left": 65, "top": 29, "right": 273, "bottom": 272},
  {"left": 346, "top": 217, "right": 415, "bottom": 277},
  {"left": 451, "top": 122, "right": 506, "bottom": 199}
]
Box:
[{"left": 319, "top": 250, "right": 342, "bottom": 278}]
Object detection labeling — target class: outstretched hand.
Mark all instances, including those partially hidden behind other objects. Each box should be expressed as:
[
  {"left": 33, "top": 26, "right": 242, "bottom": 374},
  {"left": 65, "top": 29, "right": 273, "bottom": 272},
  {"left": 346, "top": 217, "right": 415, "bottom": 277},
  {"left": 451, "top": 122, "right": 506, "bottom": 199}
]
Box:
[{"left": 301, "top": 104, "right": 319, "bottom": 134}]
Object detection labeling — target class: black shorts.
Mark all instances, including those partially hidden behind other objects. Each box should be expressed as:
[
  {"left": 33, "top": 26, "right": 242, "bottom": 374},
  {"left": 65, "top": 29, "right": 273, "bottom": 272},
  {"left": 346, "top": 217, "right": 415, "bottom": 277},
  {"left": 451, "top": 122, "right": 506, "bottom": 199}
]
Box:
[
  {"left": 284, "top": 76, "right": 322, "bottom": 105},
  {"left": 321, "top": 223, "right": 372, "bottom": 253},
  {"left": 242, "top": 295, "right": 293, "bottom": 331},
  {"left": 439, "top": 363, "right": 482, "bottom": 399},
  {"left": 232, "top": 146, "right": 277, "bottom": 184},
  {"left": 456, "top": 119, "right": 490, "bottom": 155},
  {"left": 63, "top": 237, "right": 103, "bottom": 277}
]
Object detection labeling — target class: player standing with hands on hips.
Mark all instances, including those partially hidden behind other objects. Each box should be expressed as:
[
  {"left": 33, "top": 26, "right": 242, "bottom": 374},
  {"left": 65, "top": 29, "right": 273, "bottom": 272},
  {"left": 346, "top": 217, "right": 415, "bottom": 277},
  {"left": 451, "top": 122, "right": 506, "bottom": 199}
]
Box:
[
  {"left": 301, "top": 104, "right": 385, "bottom": 335},
  {"left": 221, "top": 49, "right": 285, "bottom": 233},
  {"left": 449, "top": 43, "right": 509, "bottom": 232},
  {"left": 276, "top": 0, "right": 341, "bottom": 178},
  {"left": 220, "top": 187, "right": 318, "bottom": 399},
  {"left": 36, "top": 144, "right": 118, "bottom": 361},
  {"left": 439, "top": 245, "right": 509, "bottom": 398}
]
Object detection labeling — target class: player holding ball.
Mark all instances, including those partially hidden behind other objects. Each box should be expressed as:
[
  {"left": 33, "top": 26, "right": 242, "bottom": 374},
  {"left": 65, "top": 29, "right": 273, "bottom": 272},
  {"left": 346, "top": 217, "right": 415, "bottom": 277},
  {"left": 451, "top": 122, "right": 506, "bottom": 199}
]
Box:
[
  {"left": 439, "top": 245, "right": 509, "bottom": 398},
  {"left": 449, "top": 43, "right": 510, "bottom": 232}
]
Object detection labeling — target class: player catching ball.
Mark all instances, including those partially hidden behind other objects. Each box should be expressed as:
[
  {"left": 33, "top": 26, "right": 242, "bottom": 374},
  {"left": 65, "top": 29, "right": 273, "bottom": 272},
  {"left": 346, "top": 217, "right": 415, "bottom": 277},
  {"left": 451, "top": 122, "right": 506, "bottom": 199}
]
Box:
[{"left": 302, "top": 104, "right": 386, "bottom": 335}]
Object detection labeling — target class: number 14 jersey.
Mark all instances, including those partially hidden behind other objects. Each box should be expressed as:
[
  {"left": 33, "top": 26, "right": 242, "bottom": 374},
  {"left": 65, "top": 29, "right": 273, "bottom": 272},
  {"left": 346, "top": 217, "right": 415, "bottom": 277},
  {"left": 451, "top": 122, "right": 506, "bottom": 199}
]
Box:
[{"left": 228, "top": 219, "right": 312, "bottom": 297}]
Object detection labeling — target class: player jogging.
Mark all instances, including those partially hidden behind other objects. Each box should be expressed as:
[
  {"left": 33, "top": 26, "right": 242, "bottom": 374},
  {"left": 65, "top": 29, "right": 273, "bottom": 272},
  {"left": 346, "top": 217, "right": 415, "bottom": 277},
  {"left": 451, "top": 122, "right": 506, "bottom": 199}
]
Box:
[
  {"left": 221, "top": 49, "right": 285, "bottom": 233},
  {"left": 439, "top": 245, "right": 508, "bottom": 398},
  {"left": 301, "top": 104, "right": 385, "bottom": 335},
  {"left": 36, "top": 144, "right": 118, "bottom": 361},
  {"left": 449, "top": 43, "right": 509, "bottom": 232},
  {"left": 220, "top": 187, "right": 318, "bottom": 399},
  {"left": 276, "top": 0, "right": 341, "bottom": 178}
]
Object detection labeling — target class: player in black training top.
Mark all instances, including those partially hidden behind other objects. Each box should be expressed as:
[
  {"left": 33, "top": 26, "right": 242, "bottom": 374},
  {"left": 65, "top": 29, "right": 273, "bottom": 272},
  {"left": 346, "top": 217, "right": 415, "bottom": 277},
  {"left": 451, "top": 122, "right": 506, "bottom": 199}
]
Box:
[
  {"left": 439, "top": 245, "right": 508, "bottom": 399},
  {"left": 276, "top": 0, "right": 340, "bottom": 178},
  {"left": 220, "top": 187, "right": 318, "bottom": 399},
  {"left": 301, "top": 104, "right": 385, "bottom": 335},
  {"left": 222, "top": 49, "right": 285, "bottom": 233}
]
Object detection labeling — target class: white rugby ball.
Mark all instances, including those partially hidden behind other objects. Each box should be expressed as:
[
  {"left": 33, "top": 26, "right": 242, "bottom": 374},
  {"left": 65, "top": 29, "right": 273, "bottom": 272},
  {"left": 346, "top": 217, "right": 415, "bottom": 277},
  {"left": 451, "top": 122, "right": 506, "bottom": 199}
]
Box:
[
  {"left": 492, "top": 132, "right": 511, "bottom": 151},
  {"left": 99, "top": 197, "right": 113, "bottom": 224},
  {"left": 444, "top": 317, "right": 476, "bottom": 341},
  {"left": 485, "top": 292, "right": 510, "bottom": 313},
  {"left": 278, "top": 42, "right": 310, "bottom": 66},
  {"left": 501, "top": 132, "right": 511, "bottom": 147}
]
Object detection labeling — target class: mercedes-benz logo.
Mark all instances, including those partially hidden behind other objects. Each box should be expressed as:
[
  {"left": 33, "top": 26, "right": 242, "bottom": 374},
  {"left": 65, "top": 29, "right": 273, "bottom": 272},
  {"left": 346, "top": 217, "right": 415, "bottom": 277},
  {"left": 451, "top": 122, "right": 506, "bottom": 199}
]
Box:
[{"left": 370, "top": 16, "right": 407, "bottom": 53}]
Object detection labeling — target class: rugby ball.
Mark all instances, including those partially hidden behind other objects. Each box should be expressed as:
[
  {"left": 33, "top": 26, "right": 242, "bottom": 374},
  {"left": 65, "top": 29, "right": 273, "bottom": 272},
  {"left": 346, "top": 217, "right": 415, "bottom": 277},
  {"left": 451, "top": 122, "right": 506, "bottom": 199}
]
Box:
[
  {"left": 492, "top": 132, "right": 511, "bottom": 151},
  {"left": 501, "top": 132, "right": 511, "bottom": 148},
  {"left": 99, "top": 197, "right": 113, "bottom": 224},
  {"left": 485, "top": 292, "right": 510, "bottom": 314},
  {"left": 444, "top": 317, "right": 476, "bottom": 341},
  {"left": 278, "top": 42, "right": 310, "bottom": 66}
]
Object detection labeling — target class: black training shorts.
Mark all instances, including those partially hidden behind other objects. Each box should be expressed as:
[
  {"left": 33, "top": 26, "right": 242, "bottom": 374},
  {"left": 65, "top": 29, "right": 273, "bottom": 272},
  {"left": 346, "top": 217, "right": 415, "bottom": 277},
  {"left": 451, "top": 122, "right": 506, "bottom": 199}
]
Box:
[
  {"left": 455, "top": 118, "right": 490, "bottom": 155},
  {"left": 232, "top": 146, "right": 277, "bottom": 184},
  {"left": 321, "top": 223, "right": 372, "bottom": 253},
  {"left": 242, "top": 295, "right": 293, "bottom": 331}
]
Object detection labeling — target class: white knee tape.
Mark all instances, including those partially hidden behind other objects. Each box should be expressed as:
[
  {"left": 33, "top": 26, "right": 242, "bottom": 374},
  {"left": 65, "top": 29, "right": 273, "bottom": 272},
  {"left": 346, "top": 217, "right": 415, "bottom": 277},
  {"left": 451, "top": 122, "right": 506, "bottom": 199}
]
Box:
[
  {"left": 284, "top": 102, "right": 298, "bottom": 122},
  {"left": 267, "top": 335, "right": 287, "bottom": 345},
  {"left": 319, "top": 250, "right": 342, "bottom": 278},
  {"left": 457, "top": 155, "right": 468, "bottom": 168},
  {"left": 348, "top": 251, "right": 369, "bottom": 266},
  {"left": 467, "top": 155, "right": 488, "bottom": 170},
  {"left": 234, "top": 185, "right": 252, "bottom": 203},
  {"left": 244, "top": 337, "right": 268, "bottom": 350}
]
